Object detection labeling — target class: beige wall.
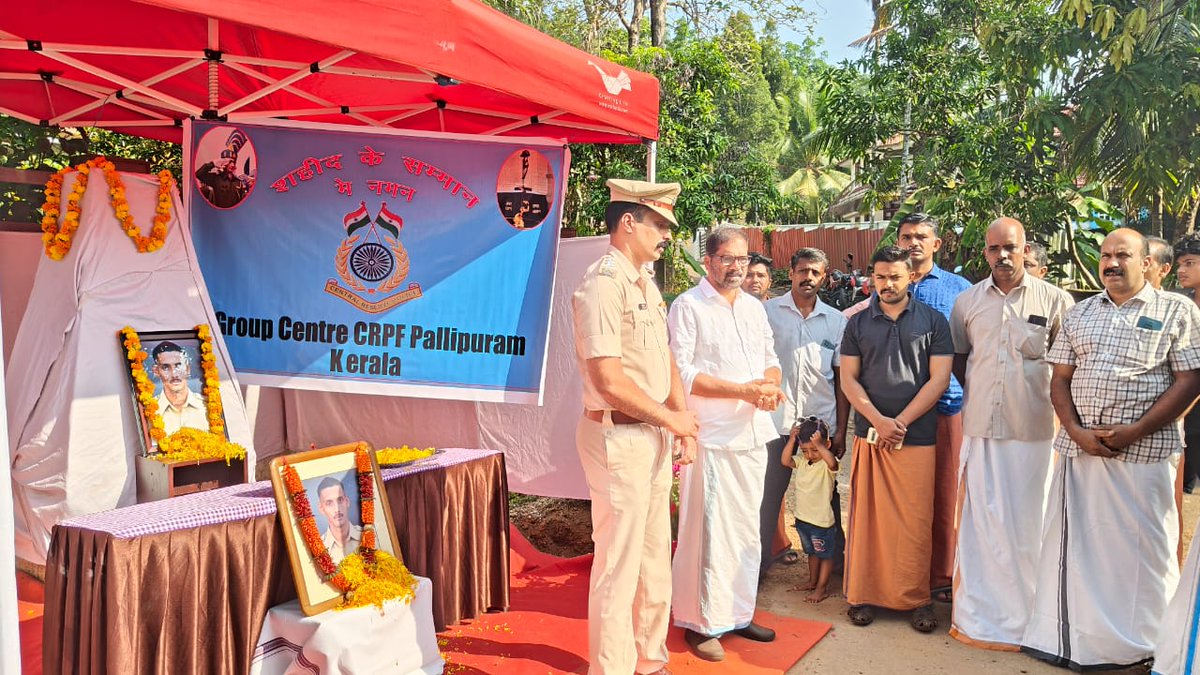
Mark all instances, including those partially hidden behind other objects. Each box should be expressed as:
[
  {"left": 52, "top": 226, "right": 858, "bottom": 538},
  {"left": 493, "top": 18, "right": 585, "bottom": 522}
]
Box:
[{"left": 0, "top": 232, "right": 41, "bottom": 364}]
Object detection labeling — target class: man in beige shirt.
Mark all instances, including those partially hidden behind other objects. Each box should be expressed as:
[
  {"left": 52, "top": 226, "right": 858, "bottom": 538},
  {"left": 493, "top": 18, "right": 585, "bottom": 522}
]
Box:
[
  {"left": 949, "top": 218, "right": 1073, "bottom": 650},
  {"left": 572, "top": 178, "right": 698, "bottom": 675}
]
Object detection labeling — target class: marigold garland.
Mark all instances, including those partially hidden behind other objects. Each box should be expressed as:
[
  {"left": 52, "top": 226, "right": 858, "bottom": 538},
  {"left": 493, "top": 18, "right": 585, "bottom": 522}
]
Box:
[
  {"left": 40, "top": 156, "right": 173, "bottom": 260},
  {"left": 120, "top": 324, "right": 236, "bottom": 463},
  {"left": 153, "top": 428, "right": 247, "bottom": 465},
  {"left": 280, "top": 443, "right": 415, "bottom": 609}
]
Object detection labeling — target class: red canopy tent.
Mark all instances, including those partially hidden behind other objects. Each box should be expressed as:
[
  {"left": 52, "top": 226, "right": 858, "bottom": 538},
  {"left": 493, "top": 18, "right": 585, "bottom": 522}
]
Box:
[{"left": 0, "top": 0, "right": 660, "bottom": 145}]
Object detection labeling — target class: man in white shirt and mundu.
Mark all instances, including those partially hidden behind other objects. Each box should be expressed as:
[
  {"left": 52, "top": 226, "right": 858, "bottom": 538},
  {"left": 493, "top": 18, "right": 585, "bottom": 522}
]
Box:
[
  {"left": 668, "top": 227, "right": 782, "bottom": 662},
  {"left": 948, "top": 218, "right": 1073, "bottom": 650}
]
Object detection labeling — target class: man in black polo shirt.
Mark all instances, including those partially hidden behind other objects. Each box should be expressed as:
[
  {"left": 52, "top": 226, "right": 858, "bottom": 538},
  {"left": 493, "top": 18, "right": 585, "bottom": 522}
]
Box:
[{"left": 839, "top": 245, "right": 954, "bottom": 633}]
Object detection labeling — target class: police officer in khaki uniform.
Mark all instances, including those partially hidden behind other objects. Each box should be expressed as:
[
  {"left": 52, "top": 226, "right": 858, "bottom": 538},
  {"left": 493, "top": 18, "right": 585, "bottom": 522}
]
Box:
[{"left": 573, "top": 179, "right": 699, "bottom": 675}]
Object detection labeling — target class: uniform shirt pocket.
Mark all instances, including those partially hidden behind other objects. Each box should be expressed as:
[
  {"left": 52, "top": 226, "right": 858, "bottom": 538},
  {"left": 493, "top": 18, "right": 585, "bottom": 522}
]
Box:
[
  {"left": 625, "top": 306, "right": 654, "bottom": 350},
  {"left": 1017, "top": 322, "right": 1049, "bottom": 360}
]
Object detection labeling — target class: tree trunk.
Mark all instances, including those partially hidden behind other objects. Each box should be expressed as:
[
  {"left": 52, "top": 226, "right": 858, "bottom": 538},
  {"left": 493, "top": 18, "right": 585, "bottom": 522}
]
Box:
[
  {"left": 1151, "top": 189, "right": 1164, "bottom": 237},
  {"left": 627, "top": 0, "right": 645, "bottom": 52},
  {"left": 582, "top": 0, "right": 602, "bottom": 53},
  {"left": 650, "top": 0, "right": 667, "bottom": 47}
]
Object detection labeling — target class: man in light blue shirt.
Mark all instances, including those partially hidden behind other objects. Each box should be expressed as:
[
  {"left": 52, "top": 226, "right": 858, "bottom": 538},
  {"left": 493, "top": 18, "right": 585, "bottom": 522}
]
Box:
[
  {"left": 898, "top": 213, "right": 970, "bottom": 598},
  {"left": 761, "top": 248, "right": 850, "bottom": 579}
]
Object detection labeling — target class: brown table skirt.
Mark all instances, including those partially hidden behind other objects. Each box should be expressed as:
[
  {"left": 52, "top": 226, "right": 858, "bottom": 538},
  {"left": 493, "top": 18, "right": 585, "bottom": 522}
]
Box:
[{"left": 42, "top": 452, "right": 510, "bottom": 675}]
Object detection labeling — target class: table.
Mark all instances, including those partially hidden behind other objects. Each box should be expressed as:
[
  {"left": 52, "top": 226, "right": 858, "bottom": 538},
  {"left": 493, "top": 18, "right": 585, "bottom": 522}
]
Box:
[{"left": 42, "top": 448, "right": 509, "bottom": 675}]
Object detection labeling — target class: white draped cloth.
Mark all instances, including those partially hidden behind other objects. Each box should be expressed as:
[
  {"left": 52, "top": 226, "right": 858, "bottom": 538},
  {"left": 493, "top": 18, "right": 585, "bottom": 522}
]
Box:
[
  {"left": 672, "top": 445, "right": 766, "bottom": 635},
  {"left": 1021, "top": 454, "right": 1179, "bottom": 669},
  {"left": 5, "top": 170, "right": 255, "bottom": 564},
  {"left": 250, "top": 577, "right": 442, "bottom": 675},
  {"left": 1156, "top": 515, "right": 1200, "bottom": 675},
  {"left": 951, "top": 437, "right": 1052, "bottom": 648}
]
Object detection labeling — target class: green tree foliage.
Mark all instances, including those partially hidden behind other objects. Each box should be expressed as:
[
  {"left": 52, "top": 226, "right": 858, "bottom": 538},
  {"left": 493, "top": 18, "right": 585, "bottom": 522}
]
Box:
[
  {"left": 817, "top": 0, "right": 1199, "bottom": 285},
  {"left": 0, "top": 117, "right": 180, "bottom": 224},
  {"left": 565, "top": 15, "right": 819, "bottom": 238}
]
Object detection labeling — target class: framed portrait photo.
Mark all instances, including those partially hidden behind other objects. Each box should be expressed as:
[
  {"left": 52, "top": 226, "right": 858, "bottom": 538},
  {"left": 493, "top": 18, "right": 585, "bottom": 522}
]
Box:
[
  {"left": 119, "top": 327, "right": 228, "bottom": 456},
  {"left": 269, "top": 442, "right": 403, "bottom": 615}
]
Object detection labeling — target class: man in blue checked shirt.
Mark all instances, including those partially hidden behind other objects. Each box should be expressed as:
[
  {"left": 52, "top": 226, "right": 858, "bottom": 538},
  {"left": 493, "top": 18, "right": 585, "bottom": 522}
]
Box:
[{"left": 897, "top": 213, "right": 971, "bottom": 600}]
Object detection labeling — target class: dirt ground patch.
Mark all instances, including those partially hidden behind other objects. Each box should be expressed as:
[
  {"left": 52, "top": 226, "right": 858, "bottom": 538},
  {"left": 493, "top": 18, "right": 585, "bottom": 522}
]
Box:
[
  {"left": 509, "top": 494, "right": 593, "bottom": 558},
  {"left": 510, "top": 465, "right": 1198, "bottom": 674}
]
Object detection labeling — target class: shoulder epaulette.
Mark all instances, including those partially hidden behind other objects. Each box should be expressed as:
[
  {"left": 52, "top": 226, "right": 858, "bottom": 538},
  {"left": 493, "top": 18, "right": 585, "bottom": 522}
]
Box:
[{"left": 598, "top": 255, "right": 617, "bottom": 278}]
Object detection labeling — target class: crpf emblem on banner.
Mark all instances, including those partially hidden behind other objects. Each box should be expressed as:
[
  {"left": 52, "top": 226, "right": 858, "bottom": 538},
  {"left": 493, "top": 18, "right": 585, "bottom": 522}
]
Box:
[{"left": 325, "top": 201, "right": 423, "bottom": 313}]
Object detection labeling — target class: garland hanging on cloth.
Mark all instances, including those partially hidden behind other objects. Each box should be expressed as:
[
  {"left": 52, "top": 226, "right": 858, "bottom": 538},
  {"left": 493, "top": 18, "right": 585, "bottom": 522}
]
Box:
[
  {"left": 119, "top": 324, "right": 245, "bottom": 464},
  {"left": 40, "top": 156, "right": 174, "bottom": 260},
  {"left": 281, "top": 443, "right": 418, "bottom": 610}
]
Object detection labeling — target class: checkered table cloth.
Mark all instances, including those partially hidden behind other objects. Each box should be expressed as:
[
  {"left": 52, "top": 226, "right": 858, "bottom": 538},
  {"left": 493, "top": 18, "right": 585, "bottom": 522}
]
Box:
[{"left": 59, "top": 448, "right": 501, "bottom": 539}]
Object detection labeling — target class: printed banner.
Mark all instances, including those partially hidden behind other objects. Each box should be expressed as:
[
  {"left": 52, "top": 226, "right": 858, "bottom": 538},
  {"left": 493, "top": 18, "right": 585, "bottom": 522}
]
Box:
[{"left": 187, "top": 119, "right": 568, "bottom": 403}]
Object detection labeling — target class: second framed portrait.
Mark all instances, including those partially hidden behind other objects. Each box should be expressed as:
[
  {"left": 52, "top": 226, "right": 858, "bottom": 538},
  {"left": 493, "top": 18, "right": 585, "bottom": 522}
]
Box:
[{"left": 269, "top": 442, "right": 403, "bottom": 615}]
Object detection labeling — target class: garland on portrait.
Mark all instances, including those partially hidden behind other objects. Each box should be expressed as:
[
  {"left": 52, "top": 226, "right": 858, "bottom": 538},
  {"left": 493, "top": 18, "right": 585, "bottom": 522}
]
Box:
[
  {"left": 120, "top": 324, "right": 246, "bottom": 464},
  {"left": 281, "top": 443, "right": 418, "bottom": 610}
]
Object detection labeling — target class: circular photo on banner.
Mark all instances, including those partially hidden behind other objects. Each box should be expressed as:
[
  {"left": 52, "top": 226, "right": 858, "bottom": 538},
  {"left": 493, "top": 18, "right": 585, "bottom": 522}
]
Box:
[
  {"left": 193, "top": 125, "right": 258, "bottom": 209},
  {"left": 496, "top": 149, "right": 554, "bottom": 230}
]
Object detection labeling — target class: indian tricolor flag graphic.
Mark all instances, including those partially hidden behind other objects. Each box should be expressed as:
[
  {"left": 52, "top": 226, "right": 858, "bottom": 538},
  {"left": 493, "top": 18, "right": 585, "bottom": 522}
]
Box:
[
  {"left": 343, "top": 201, "right": 371, "bottom": 235},
  {"left": 375, "top": 202, "right": 403, "bottom": 237}
]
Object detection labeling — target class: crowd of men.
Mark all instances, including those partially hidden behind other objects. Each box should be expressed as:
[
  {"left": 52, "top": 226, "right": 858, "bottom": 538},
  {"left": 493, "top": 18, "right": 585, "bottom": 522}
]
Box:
[{"left": 571, "top": 178, "right": 1200, "bottom": 675}]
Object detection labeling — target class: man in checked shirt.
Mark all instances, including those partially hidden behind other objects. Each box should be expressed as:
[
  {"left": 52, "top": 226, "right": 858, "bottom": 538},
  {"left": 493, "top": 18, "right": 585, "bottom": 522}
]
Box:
[{"left": 1020, "top": 228, "right": 1200, "bottom": 671}]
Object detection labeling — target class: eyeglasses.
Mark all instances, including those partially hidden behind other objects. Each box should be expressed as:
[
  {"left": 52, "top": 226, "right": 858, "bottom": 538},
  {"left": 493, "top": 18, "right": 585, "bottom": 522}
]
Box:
[{"left": 715, "top": 255, "right": 751, "bottom": 267}]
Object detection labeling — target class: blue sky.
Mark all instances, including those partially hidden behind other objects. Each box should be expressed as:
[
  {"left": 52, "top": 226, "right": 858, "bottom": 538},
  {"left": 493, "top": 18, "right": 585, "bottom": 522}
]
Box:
[{"left": 785, "top": 0, "right": 875, "bottom": 64}]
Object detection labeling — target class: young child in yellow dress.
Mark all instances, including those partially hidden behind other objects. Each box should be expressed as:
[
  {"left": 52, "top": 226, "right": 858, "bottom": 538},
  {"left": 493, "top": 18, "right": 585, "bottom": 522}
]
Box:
[{"left": 781, "top": 417, "right": 839, "bottom": 603}]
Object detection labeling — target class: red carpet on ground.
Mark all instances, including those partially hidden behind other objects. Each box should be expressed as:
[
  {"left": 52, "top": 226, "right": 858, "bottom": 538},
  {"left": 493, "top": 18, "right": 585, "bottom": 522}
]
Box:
[
  {"left": 17, "top": 571, "right": 43, "bottom": 675},
  {"left": 438, "top": 529, "right": 831, "bottom": 674}
]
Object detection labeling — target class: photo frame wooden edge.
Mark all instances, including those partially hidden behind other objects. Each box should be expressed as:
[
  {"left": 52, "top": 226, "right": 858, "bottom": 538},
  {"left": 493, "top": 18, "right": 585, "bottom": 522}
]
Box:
[{"left": 269, "top": 441, "right": 404, "bottom": 616}]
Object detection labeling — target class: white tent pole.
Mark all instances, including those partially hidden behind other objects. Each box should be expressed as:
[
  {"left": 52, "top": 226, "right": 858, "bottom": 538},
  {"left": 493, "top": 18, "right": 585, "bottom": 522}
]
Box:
[
  {"left": 220, "top": 49, "right": 355, "bottom": 115},
  {"left": 207, "top": 18, "right": 220, "bottom": 111},
  {"left": 381, "top": 105, "right": 436, "bottom": 126},
  {"left": 221, "top": 61, "right": 388, "bottom": 128},
  {"left": 483, "top": 110, "right": 565, "bottom": 136},
  {"left": 645, "top": 139, "right": 657, "bottom": 182},
  {"left": 534, "top": 118, "right": 637, "bottom": 137},
  {"left": 34, "top": 48, "right": 202, "bottom": 115},
  {"left": 0, "top": 304, "right": 22, "bottom": 674},
  {"left": 441, "top": 104, "right": 525, "bottom": 121},
  {"left": 0, "top": 105, "right": 38, "bottom": 125},
  {"left": 51, "top": 74, "right": 183, "bottom": 125},
  {"left": 0, "top": 39, "right": 195, "bottom": 59}
]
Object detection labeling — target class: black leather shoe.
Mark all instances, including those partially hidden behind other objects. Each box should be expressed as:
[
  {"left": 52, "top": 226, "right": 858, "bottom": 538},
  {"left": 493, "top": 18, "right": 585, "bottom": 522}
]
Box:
[
  {"left": 684, "top": 629, "right": 725, "bottom": 661},
  {"left": 733, "top": 622, "right": 776, "bottom": 642}
]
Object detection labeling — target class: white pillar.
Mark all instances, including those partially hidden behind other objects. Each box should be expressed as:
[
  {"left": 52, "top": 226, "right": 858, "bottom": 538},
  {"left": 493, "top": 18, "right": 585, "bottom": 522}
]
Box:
[
  {"left": 0, "top": 305, "right": 22, "bottom": 674},
  {"left": 645, "top": 139, "right": 657, "bottom": 182}
]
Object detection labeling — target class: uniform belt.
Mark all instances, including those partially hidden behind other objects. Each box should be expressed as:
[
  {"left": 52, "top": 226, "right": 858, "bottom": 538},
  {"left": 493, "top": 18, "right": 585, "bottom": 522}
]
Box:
[{"left": 585, "top": 409, "right": 649, "bottom": 425}]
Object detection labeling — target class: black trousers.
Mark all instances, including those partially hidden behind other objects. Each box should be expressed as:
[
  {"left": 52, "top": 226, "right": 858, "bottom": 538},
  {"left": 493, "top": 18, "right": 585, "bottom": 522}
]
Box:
[
  {"left": 759, "top": 434, "right": 844, "bottom": 574},
  {"left": 1185, "top": 407, "right": 1200, "bottom": 489}
]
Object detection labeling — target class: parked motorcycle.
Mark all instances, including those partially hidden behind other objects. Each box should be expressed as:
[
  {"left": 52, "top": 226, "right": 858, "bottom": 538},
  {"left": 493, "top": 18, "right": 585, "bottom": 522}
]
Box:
[{"left": 819, "top": 254, "right": 871, "bottom": 310}]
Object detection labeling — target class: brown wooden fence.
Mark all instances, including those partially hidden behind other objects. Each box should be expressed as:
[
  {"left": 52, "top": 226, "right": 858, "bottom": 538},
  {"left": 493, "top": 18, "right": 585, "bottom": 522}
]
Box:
[{"left": 737, "top": 223, "right": 889, "bottom": 275}]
